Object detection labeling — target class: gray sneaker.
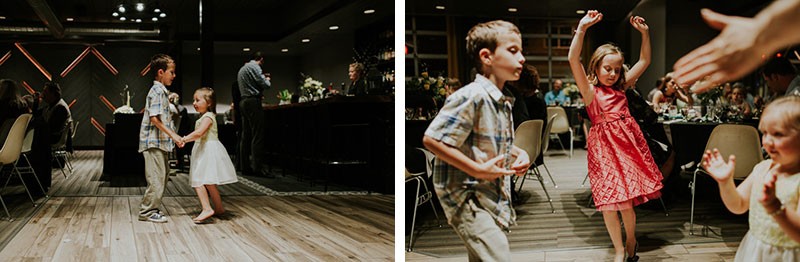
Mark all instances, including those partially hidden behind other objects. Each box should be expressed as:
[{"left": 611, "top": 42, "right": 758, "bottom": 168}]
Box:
[{"left": 140, "top": 212, "right": 168, "bottom": 223}]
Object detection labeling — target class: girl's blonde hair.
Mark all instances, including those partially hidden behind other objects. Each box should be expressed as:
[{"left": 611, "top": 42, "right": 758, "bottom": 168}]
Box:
[
  {"left": 761, "top": 95, "right": 800, "bottom": 132},
  {"left": 195, "top": 87, "right": 216, "bottom": 113},
  {"left": 587, "top": 43, "right": 627, "bottom": 89}
]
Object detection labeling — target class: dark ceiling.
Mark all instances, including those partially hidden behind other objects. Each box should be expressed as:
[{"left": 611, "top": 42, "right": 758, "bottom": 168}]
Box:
[
  {"left": 0, "top": 0, "right": 393, "bottom": 54},
  {"left": 406, "top": 0, "right": 643, "bottom": 21}
]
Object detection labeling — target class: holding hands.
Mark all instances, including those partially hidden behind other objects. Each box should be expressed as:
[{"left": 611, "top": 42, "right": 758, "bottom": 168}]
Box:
[
  {"left": 578, "top": 10, "right": 603, "bottom": 31},
  {"left": 701, "top": 148, "right": 736, "bottom": 183},
  {"left": 173, "top": 135, "right": 185, "bottom": 148},
  {"left": 471, "top": 147, "right": 516, "bottom": 180}
]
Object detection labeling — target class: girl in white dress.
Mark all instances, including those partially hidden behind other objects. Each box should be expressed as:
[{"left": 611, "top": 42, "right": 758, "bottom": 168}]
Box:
[
  {"left": 181, "top": 87, "right": 238, "bottom": 223},
  {"left": 702, "top": 96, "right": 800, "bottom": 261}
]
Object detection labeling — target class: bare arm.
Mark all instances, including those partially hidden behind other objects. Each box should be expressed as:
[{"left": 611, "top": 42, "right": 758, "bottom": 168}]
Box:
[
  {"left": 761, "top": 169, "right": 800, "bottom": 242},
  {"left": 702, "top": 149, "right": 751, "bottom": 214},
  {"left": 181, "top": 117, "right": 213, "bottom": 143},
  {"left": 625, "top": 16, "right": 651, "bottom": 88},
  {"left": 150, "top": 115, "right": 182, "bottom": 143},
  {"left": 651, "top": 92, "right": 663, "bottom": 111},
  {"left": 675, "top": 88, "right": 694, "bottom": 106},
  {"left": 569, "top": 10, "right": 603, "bottom": 105},
  {"left": 422, "top": 136, "right": 515, "bottom": 180}
]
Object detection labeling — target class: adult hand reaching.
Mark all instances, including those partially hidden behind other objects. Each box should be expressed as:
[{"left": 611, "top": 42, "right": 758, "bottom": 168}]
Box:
[
  {"left": 673, "top": 9, "right": 766, "bottom": 94},
  {"left": 701, "top": 148, "right": 736, "bottom": 183}
]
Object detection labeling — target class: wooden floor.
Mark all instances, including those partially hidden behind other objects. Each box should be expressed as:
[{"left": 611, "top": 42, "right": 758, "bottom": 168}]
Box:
[
  {"left": 406, "top": 149, "right": 747, "bottom": 261},
  {"left": 0, "top": 151, "right": 395, "bottom": 261}
]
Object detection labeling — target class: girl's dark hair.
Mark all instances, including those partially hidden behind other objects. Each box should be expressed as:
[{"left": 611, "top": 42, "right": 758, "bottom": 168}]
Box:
[{"left": 195, "top": 87, "right": 216, "bottom": 113}]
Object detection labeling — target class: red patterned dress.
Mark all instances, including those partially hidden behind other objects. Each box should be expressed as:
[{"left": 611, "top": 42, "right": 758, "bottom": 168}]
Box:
[{"left": 586, "top": 84, "right": 663, "bottom": 211}]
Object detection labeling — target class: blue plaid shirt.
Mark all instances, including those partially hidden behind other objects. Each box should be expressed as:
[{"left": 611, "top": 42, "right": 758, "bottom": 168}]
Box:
[
  {"left": 138, "top": 81, "right": 174, "bottom": 153},
  {"left": 425, "top": 74, "right": 517, "bottom": 228}
]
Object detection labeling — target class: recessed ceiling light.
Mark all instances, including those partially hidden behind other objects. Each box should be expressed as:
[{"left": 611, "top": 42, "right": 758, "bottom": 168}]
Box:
[
  {"left": 112, "top": 12, "right": 119, "bottom": 17},
  {"left": 120, "top": 17, "right": 126, "bottom": 21},
  {"left": 118, "top": 5, "right": 126, "bottom": 13},
  {"left": 66, "top": 18, "right": 74, "bottom": 21},
  {"left": 243, "top": 47, "right": 251, "bottom": 52},
  {"left": 154, "top": 8, "right": 161, "bottom": 13},
  {"left": 301, "top": 39, "right": 310, "bottom": 43},
  {"left": 135, "top": 18, "right": 142, "bottom": 23},
  {"left": 281, "top": 49, "right": 288, "bottom": 53},
  {"left": 435, "top": 6, "right": 445, "bottom": 10},
  {"left": 508, "top": 8, "right": 518, "bottom": 12},
  {"left": 135, "top": 3, "right": 145, "bottom": 12},
  {"left": 197, "top": 47, "right": 200, "bottom": 51},
  {"left": 0, "top": 16, "right": 6, "bottom": 20},
  {"left": 576, "top": 10, "right": 586, "bottom": 14},
  {"left": 329, "top": 25, "right": 339, "bottom": 30},
  {"left": 364, "top": 9, "right": 375, "bottom": 14},
  {"left": 159, "top": 13, "right": 166, "bottom": 18},
  {"left": 152, "top": 17, "right": 158, "bottom": 22}
]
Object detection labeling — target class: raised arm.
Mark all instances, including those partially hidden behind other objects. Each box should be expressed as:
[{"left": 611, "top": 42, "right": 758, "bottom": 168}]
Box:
[
  {"left": 702, "top": 149, "right": 751, "bottom": 214},
  {"left": 761, "top": 168, "right": 800, "bottom": 243},
  {"left": 675, "top": 86, "right": 694, "bottom": 105},
  {"left": 569, "top": 10, "right": 603, "bottom": 105},
  {"left": 625, "top": 16, "right": 651, "bottom": 88}
]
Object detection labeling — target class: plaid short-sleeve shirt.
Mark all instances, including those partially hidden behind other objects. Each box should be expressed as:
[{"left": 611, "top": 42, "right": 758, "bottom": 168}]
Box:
[
  {"left": 138, "top": 81, "right": 174, "bottom": 153},
  {"left": 424, "top": 74, "right": 517, "bottom": 228}
]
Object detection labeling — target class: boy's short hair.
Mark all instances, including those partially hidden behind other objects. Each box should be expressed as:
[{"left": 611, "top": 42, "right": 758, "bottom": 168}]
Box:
[
  {"left": 466, "top": 20, "right": 520, "bottom": 74},
  {"left": 150, "top": 54, "right": 174, "bottom": 74}
]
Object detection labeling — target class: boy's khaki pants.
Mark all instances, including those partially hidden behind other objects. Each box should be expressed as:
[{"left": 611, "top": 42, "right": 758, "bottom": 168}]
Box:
[
  {"left": 450, "top": 198, "right": 510, "bottom": 262},
  {"left": 139, "top": 148, "right": 170, "bottom": 219}
]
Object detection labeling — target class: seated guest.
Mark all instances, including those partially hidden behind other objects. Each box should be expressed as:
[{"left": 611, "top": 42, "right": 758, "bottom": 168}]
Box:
[
  {"left": 41, "top": 82, "right": 72, "bottom": 148},
  {"left": 730, "top": 85, "right": 752, "bottom": 118},
  {"left": 544, "top": 79, "right": 566, "bottom": 106},
  {"left": 0, "top": 79, "right": 30, "bottom": 140},
  {"left": 346, "top": 62, "right": 368, "bottom": 96},
  {"left": 762, "top": 56, "right": 800, "bottom": 103},
  {"left": 651, "top": 72, "right": 693, "bottom": 112}
]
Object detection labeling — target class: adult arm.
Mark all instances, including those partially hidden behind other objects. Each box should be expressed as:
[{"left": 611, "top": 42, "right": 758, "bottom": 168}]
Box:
[{"left": 674, "top": 1, "right": 800, "bottom": 93}]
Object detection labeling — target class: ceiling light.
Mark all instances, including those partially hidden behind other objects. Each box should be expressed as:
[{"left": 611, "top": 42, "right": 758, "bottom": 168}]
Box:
[
  {"left": 364, "top": 9, "right": 375, "bottom": 14},
  {"left": 0, "top": 16, "right": 5, "bottom": 20},
  {"left": 66, "top": 18, "right": 74, "bottom": 21},
  {"left": 120, "top": 17, "right": 126, "bottom": 21},
  {"left": 281, "top": 49, "right": 288, "bottom": 53},
  {"left": 435, "top": 6, "right": 445, "bottom": 10},
  {"left": 152, "top": 17, "right": 158, "bottom": 22},
  {"left": 576, "top": 10, "right": 586, "bottom": 14},
  {"left": 135, "top": 18, "right": 142, "bottom": 23},
  {"left": 135, "top": 3, "right": 145, "bottom": 12},
  {"left": 118, "top": 5, "right": 126, "bottom": 13},
  {"left": 112, "top": 12, "right": 119, "bottom": 17},
  {"left": 508, "top": 8, "right": 518, "bottom": 12},
  {"left": 301, "top": 39, "right": 310, "bottom": 43},
  {"left": 197, "top": 47, "right": 201, "bottom": 51},
  {"left": 154, "top": 8, "right": 161, "bottom": 13},
  {"left": 159, "top": 13, "right": 166, "bottom": 18},
  {"left": 243, "top": 47, "right": 251, "bottom": 52},
  {"left": 329, "top": 25, "right": 339, "bottom": 30}
]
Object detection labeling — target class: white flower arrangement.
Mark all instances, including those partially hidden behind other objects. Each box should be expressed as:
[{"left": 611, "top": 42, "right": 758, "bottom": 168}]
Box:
[{"left": 299, "top": 76, "right": 324, "bottom": 100}]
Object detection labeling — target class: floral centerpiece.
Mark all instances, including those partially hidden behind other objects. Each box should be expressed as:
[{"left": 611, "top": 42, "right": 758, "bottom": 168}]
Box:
[
  {"left": 562, "top": 83, "right": 581, "bottom": 105},
  {"left": 299, "top": 75, "right": 324, "bottom": 102},
  {"left": 277, "top": 89, "right": 293, "bottom": 105},
  {"left": 696, "top": 86, "right": 723, "bottom": 106},
  {"left": 407, "top": 71, "right": 446, "bottom": 105}
]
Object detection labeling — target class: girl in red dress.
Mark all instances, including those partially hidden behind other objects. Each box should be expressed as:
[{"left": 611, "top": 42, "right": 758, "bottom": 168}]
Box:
[{"left": 568, "top": 10, "right": 663, "bottom": 262}]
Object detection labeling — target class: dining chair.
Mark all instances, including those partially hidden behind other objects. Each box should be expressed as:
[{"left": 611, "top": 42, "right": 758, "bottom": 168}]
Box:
[
  {"left": 0, "top": 114, "right": 39, "bottom": 220},
  {"left": 547, "top": 106, "right": 573, "bottom": 158},
  {"left": 406, "top": 148, "right": 442, "bottom": 252},
  {"left": 15, "top": 129, "right": 47, "bottom": 198},
  {"left": 512, "top": 119, "right": 554, "bottom": 213},
  {"left": 689, "top": 124, "right": 762, "bottom": 235}
]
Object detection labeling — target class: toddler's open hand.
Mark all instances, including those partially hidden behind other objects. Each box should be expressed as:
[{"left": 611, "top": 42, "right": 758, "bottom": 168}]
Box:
[{"left": 701, "top": 148, "right": 736, "bottom": 183}]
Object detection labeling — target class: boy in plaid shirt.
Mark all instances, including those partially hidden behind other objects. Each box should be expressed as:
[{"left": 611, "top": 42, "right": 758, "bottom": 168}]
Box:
[
  {"left": 423, "top": 20, "right": 531, "bottom": 261},
  {"left": 138, "top": 54, "right": 184, "bottom": 223}
]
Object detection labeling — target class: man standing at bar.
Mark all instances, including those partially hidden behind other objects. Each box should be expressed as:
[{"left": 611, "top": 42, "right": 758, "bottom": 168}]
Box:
[{"left": 237, "top": 51, "right": 272, "bottom": 177}]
